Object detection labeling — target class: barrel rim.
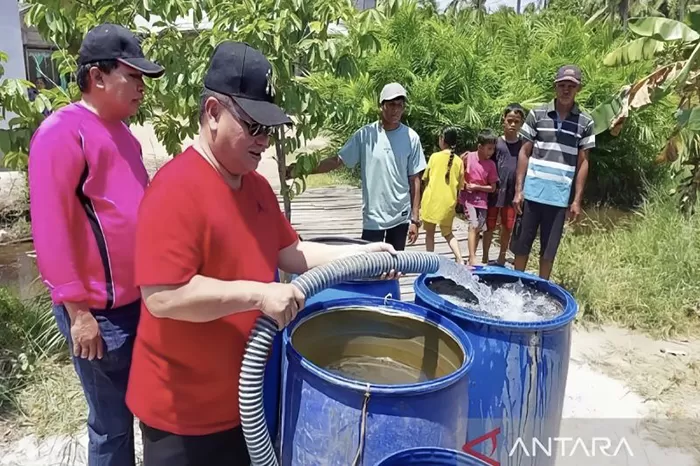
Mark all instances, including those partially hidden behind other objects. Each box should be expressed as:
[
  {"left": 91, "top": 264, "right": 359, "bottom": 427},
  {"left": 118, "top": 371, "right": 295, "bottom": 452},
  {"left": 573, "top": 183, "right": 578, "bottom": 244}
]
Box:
[
  {"left": 283, "top": 297, "right": 474, "bottom": 395},
  {"left": 376, "top": 446, "right": 490, "bottom": 465},
  {"left": 413, "top": 266, "right": 578, "bottom": 331}
]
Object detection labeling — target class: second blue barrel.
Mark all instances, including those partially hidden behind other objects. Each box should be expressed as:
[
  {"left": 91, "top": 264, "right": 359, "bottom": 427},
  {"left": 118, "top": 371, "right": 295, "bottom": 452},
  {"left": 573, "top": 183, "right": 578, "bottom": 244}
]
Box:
[
  {"left": 377, "top": 447, "right": 490, "bottom": 465},
  {"left": 414, "top": 267, "right": 578, "bottom": 466},
  {"left": 280, "top": 297, "right": 473, "bottom": 466},
  {"left": 296, "top": 236, "right": 401, "bottom": 307},
  {"left": 277, "top": 236, "right": 402, "bottom": 451}
]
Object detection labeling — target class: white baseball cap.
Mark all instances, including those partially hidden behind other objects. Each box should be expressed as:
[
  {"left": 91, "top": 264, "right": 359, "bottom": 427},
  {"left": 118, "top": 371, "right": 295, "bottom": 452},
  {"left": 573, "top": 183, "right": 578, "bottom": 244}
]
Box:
[{"left": 379, "top": 82, "right": 407, "bottom": 104}]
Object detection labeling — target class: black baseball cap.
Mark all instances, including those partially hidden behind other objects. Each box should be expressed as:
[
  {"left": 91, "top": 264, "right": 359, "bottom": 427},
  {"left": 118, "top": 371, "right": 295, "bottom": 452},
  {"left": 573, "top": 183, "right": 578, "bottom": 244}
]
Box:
[
  {"left": 78, "top": 23, "right": 165, "bottom": 78},
  {"left": 554, "top": 65, "right": 582, "bottom": 85},
  {"left": 203, "top": 41, "right": 292, "bottom": 127}
]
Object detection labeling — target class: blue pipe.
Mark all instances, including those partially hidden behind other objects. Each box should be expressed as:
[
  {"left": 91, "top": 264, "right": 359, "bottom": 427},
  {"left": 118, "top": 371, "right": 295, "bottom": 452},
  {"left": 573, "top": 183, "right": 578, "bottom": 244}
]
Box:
[{"left": 239, "top": 251, "right": 441, "bottom": 466}]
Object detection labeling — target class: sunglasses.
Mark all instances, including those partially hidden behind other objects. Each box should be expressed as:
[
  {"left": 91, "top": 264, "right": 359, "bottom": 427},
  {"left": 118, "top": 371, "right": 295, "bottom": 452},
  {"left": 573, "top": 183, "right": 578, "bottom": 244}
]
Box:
[{"left": 223, "top": 99, "right": 277, "bottom": 137}]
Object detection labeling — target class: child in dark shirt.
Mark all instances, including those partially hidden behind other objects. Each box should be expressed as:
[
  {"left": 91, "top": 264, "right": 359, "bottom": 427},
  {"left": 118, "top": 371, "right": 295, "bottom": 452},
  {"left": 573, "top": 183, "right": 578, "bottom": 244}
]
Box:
[{"left": 482, "top": 103, "right": 526, "bottom": 265}]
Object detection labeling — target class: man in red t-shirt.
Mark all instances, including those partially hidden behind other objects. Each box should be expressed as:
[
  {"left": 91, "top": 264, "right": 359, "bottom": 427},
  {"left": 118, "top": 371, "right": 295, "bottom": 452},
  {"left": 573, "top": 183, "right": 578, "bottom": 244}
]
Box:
[{"left": 126, "top": 41, "right": 396, "bottom": 466}]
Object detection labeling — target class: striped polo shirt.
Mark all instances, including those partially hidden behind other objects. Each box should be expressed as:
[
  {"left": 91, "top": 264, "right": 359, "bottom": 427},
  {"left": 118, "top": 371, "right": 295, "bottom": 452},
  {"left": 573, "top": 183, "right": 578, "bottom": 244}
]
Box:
[{"left": 520, "top": 100, "right": 595, "bottom": 208}]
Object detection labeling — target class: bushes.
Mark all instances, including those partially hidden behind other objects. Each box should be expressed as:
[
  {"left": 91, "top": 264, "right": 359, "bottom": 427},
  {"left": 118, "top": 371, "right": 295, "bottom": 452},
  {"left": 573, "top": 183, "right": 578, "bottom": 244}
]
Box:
[{"left": 553, "top": 187, "right": 700, "bottom": 337}]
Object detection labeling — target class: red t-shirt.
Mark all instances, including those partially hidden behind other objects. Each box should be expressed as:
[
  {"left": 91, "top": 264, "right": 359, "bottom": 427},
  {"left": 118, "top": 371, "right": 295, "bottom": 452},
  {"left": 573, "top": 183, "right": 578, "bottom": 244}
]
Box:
[{"left": 126, "top": 147, "right": 298, "bottom": 436}]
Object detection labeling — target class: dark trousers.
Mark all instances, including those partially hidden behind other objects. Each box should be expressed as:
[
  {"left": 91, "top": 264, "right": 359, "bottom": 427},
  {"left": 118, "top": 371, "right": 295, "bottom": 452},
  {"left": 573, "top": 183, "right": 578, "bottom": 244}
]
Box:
[
  {"left": 53, "top": 300, "right": 141, "bottom": 466},
  {"left": 362, "top": 222, "right": 410, "bottom": 251},
  {"left": 510, "top": 199, "right": 568, "bottom": 261},
  {"left": 141, "top": 422, "right": 251, "bottom": 466}
]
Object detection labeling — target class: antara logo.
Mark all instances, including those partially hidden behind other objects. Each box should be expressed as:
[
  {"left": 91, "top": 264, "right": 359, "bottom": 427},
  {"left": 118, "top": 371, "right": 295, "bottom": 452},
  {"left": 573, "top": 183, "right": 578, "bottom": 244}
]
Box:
[
  {"left": 462, "top": 427, "right": 501, "bottom": 466},
  {"left": 461, "top": 427, "right": 635, "bottom": 465},
  {"left": 509, "top": 437, "right": 635, "bottom": 458}
]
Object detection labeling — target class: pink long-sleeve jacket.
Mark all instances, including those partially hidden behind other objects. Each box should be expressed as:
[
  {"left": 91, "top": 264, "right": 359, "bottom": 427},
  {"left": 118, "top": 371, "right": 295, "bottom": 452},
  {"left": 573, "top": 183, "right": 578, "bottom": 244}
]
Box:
[{"left": 28, "top": 102, "right": 149, "bottom": 310}]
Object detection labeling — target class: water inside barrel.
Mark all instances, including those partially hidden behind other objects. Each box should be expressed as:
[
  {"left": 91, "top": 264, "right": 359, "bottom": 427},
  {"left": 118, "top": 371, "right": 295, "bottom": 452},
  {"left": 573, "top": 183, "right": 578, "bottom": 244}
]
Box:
[
  {"left": 325, "top": 355, "right": 429, "bottom": 384},
  {"left": 428, "top": 277, "right": 564, "bottom": 322},
  {"left": 291, "top": 306, "right": 464, "bottom": 385}
]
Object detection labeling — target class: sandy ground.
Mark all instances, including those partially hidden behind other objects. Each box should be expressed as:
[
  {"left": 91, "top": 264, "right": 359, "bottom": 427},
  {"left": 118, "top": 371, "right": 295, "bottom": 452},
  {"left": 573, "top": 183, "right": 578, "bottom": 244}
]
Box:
[
  {"left": 562, "top": 326, "right": 700, "bottom": 465},
  {"left": 1, "top": 124, "right": 698, "bottom": 465}
]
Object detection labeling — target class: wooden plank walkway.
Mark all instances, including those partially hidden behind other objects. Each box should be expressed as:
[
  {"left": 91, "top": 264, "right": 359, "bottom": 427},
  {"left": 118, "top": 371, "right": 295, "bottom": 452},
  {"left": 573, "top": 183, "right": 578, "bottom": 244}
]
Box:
[{"left": 279, "top": 186, "right": 510, "bottom": 302}]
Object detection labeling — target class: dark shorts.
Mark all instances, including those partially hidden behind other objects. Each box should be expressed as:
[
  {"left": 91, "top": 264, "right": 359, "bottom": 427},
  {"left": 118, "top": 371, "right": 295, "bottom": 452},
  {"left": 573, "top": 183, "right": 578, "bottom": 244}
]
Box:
[
  {"left": 510, "top": 200, "right": 567, "bottom": 261},
  {"left": 141, "top": 422, "right": 250, "bottom": 466},
  {"left": 362, "top": 222, "right": 410, "bottom": 251}
]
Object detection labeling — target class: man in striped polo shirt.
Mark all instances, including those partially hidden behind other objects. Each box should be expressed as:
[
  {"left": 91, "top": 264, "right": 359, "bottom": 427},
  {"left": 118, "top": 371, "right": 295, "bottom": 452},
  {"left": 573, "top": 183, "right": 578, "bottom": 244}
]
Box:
[{"left": 510, "top": 65, "right": 595, "bottom": 280}]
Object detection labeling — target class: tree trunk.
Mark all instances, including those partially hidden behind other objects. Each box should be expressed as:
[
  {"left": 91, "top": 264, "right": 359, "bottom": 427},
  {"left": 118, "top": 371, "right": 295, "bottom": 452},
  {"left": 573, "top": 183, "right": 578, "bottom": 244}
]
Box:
[
  {"left": 275, "top": 131, "right": 292, "bottom": 284},
  {"left": 678, "top": 0, "right": 686, "bottom": 21},
  {"left": 619, "top": 0, "right": 629, "bottom": 30},
  {"left": 275, "top": 131, "right": 292, "bottom": 221}
]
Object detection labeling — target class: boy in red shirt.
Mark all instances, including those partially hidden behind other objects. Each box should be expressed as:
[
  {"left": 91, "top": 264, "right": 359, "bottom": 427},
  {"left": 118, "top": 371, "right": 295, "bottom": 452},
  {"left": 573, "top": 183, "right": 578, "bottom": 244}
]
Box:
[{"left": 126, "top": 41, "right": 395, "bottom": 466}]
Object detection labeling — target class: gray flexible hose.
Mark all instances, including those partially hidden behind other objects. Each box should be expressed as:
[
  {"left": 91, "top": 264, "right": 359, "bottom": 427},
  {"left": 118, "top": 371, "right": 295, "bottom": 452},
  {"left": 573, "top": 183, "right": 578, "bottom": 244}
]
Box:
[{"left": 239, "top": 251, "right": 441, "bottom": 466}]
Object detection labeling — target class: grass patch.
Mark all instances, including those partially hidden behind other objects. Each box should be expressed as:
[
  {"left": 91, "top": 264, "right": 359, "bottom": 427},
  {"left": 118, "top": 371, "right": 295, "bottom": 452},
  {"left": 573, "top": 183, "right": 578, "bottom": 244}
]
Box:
[
  {"left": 14, "top": 357, "right": 85, "bottom": 437},
  {"left": 285, "top": 137, "right": 361, "bottom": 189},
  {"left": 553, "top": 188, "right": 700, "bottom": 337},
  {"left": 0, "top": 288, "right": 72, "bottom": 435},
  {"left": 304, "top": 166, "right": 361, "bottom": 188}
]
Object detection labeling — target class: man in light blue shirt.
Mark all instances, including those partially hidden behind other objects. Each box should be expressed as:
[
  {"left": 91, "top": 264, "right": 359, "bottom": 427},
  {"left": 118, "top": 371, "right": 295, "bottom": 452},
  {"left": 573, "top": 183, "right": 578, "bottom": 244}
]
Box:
[{"left": 288, "top": 83, "right": 426, "bottom": 250}]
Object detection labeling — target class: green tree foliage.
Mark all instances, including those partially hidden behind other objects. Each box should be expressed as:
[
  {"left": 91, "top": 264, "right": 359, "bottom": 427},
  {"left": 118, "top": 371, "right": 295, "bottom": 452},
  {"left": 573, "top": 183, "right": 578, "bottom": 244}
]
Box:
[
  {"left": 0, "top": 0, "right": 388, "bottom": 218},
  {"left": 0, "top": 0, "right": 686, "bottom": 209},
  {"left": 0, "top": 52, "right": 74, "bottom": 170},
  {"left": 298, "top": 0, "right": 675, "bottom": 206},
  {"left": 593, "top": 8, "right": 700, "bottom": 213}
]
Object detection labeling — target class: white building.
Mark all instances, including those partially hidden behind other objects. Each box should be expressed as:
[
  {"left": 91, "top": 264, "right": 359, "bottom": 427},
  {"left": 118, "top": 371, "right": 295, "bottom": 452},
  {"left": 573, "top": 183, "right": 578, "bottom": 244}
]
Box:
[{"left": 0, "top": 0, "right": 27, "bottom": 128}]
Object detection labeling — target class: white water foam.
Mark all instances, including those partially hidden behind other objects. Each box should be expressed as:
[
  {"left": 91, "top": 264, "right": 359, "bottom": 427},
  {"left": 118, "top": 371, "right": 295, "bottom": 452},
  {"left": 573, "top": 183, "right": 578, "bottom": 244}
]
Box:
[{"left": 434, "top": 257, "right": 563, "bottom": 322}]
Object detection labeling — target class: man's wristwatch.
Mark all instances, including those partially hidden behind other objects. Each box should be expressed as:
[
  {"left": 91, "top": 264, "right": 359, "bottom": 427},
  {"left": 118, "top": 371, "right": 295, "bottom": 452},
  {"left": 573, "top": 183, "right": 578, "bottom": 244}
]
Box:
[{"left": 411, "top": 218, "right": 422, "bottom": 228}]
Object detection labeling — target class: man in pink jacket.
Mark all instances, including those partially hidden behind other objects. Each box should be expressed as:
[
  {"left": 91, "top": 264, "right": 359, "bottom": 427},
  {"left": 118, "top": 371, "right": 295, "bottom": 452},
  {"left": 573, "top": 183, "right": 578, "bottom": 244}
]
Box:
[{"left": 27, "top": 23, "right": 164, "bottom": 466}]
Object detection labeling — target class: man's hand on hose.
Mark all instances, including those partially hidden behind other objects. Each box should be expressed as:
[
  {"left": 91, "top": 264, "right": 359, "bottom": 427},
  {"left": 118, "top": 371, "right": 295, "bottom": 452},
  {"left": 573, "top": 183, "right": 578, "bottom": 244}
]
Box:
[
  {"left": 65, "top": 302, "right": 103, "bottom": 361},
  {"left": 346, "top": 242, "right": 402, "bottom": 280},
  {"left": 259, "top": 283, "right": 306, "bottom": 330}
]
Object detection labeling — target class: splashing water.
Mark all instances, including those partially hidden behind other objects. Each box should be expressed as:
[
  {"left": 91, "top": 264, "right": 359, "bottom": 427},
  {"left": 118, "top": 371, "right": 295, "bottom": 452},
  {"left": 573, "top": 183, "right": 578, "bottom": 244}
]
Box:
[
  {"left": 436, "top": 257, "right": 492, "bottom": 302},
  {"left": 434, "top": 256, "right": 563, "bottom": 322}
]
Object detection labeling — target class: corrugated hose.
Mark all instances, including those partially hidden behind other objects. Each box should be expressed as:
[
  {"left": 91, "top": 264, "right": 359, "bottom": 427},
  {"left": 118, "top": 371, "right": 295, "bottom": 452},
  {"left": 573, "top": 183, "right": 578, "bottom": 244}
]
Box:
[{"left": 238, "top": 251, "right": 441, "bottom": 466}]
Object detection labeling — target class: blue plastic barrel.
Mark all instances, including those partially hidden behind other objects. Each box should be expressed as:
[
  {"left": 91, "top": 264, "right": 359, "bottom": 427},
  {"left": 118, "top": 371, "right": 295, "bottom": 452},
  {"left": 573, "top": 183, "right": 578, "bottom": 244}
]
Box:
[
  {"left": 414, "top": 267, "right": 578, "bottom": 466},
  {"left": 377, "top": 447, "right": 490, "bottom": 465},
  {"left": 297, "top": 236, "right": 401, "bottom": 307},
  {"left": 279, "top": 236, "right": 401, "bottom": 452},
  {"left": 280, "top": 297, "right": 474, "bottom": 466}
]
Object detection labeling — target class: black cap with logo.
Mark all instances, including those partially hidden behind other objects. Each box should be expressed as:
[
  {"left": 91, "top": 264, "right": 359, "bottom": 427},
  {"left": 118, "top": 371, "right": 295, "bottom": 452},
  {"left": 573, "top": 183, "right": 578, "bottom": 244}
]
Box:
[
  {"left": 203, "top": 41, "right": 292, "bottom": 127},
  {"left": 78, "top": 23, "right": 165, "bottom": 78}
]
